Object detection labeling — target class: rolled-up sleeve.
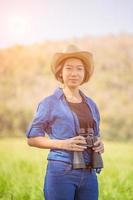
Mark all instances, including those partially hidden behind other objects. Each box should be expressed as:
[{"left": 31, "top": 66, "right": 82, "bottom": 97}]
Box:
[{"left": 26, "top": 99, "right": 50, "bottom": 138}]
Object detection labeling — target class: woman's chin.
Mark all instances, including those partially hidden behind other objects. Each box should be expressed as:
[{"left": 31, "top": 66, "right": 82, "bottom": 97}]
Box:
[{"left": 67, "top": 83, "right": 80, "bottom": 89}]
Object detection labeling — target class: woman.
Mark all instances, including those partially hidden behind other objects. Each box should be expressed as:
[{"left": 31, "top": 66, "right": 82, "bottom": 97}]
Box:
[{"left": 26, "top": 45, "right": 104, "bottom": 200}]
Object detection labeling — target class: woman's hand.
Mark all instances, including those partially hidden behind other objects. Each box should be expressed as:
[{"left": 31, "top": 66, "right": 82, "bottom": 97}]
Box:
[
  {"left": 92, "top": 138, "right": 104, "bottom": 154},
  {"left": 62, "top": 135, "right": 87, "bottom": 151}
]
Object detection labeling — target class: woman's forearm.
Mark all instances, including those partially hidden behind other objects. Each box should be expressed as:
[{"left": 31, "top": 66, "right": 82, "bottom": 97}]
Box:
[
  {"left": 27, "top": 135, "right": 87, "bottom": 152},
  {"left": 27, "top": 136, "right": 64, "bottom": 150}
]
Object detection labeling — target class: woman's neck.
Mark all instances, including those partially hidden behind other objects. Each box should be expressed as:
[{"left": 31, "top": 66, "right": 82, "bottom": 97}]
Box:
[{"left": 62, "top": 86, "right": 82, "bottom": 103}]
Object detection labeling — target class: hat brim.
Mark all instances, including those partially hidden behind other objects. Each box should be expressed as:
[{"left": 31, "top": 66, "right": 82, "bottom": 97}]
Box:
[{"left": 51, "top": 51, "right": 94, "bottom": 75}]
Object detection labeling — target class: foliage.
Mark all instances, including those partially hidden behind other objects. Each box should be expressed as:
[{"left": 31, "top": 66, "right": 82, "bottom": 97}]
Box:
[
  {"left": 0, "top": 34, "right": 133, "bottom": 140},
  {"left": 0, "top": 139, "right": 132, "bottom": 200}
]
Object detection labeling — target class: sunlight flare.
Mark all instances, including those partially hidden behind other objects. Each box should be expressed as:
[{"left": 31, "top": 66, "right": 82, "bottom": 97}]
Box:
[{"left": 6, "top": 15, "right": 30, "bottom": 43}]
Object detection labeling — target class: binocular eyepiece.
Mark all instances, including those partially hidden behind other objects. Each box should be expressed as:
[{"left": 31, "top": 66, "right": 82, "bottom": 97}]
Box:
[{"left": 77, "top": 127, "right": 95, "bottom": 147}]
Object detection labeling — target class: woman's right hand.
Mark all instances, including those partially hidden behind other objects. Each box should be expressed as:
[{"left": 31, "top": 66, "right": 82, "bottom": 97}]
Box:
[{"left": 62, "top": 136, "right": 87, "bottom": 151}]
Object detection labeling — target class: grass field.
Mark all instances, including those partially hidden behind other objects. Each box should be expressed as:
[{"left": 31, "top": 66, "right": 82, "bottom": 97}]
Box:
[{"left": 0, "top": 138, "right": 133, "bottom": 200}]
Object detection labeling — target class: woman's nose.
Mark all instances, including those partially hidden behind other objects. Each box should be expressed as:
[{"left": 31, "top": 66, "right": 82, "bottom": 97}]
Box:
[{"left": 71, "top": 70, "right": 78, "bottom": 76}]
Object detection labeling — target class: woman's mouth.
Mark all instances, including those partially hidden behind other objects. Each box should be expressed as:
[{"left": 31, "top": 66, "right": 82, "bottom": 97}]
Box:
[{"left": 69, "top": 79, "right": 78, "bottom": 81}]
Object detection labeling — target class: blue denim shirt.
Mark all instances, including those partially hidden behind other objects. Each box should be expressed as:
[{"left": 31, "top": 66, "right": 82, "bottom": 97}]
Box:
[{"left": 26, "top": 87, "right": 100, "bottom": 164}]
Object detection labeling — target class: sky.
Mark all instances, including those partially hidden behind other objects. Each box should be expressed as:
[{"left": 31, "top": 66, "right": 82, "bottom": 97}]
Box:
[{"left": 0, "top": 0, "right": 133, "bottom": 48}]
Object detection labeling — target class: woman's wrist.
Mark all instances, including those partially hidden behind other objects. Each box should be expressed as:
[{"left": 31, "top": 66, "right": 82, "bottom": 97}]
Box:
[{"left": 54, "top": 139, "right": 66, "bottom": 150}]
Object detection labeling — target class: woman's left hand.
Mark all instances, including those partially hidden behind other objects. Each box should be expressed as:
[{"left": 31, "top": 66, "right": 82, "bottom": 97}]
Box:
[{"left": 92, "top": 138, "right": 104, "bottom": 154}]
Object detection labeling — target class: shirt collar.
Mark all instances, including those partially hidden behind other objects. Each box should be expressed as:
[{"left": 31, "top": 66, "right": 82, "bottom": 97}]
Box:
[
  {"left": 53, "top": 87, "right": 64, "bottom": 99},
  {"left": 54, "top": 87, "right": 88, "bottom": 103}
]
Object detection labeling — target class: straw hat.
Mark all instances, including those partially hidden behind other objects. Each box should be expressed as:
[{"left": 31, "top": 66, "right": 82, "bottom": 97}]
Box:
[{"left": 51, "top": 44, "right": 94, "bottom": 83}]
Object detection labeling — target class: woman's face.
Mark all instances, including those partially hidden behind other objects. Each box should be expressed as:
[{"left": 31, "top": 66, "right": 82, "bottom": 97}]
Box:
[{"left": 61, "top": 58, "right": 85, "bottom": 88}]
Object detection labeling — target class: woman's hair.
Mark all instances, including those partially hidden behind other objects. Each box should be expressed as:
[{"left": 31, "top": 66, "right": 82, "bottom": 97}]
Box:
[{"left": 54, "top": 58, "right": 93, "bottom": 84}]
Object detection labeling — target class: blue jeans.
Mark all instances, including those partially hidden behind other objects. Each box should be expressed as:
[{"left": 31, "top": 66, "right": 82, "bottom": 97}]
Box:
[{"left": 44, "top": 160, "right": 98, "bottom": 200}]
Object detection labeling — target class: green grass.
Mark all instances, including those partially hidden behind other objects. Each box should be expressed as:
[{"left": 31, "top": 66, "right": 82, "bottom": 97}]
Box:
[{"left": 0, "top": 138, "right": 133, "bottom": 200}]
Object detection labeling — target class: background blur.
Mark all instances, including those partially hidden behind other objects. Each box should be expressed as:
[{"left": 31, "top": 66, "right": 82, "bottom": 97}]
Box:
[
  {"left": 0, "top": 0, "right": 133, "bottom": 141},
  {"left": 0, "top": 0, "right": 133, "bottom": 200}
]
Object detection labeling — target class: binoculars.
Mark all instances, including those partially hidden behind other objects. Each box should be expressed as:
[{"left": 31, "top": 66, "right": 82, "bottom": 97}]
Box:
[{"left": 73, "top": 128, "right": 103, "bottom": 173}]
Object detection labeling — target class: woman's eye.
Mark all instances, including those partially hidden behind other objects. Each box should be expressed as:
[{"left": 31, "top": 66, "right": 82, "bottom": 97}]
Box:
[
  {"left": 65, "top": 67, "right": 71, "bottom": 70},
  {"left": 78, "top": 68, "right": 83, "bottom": 70}
]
